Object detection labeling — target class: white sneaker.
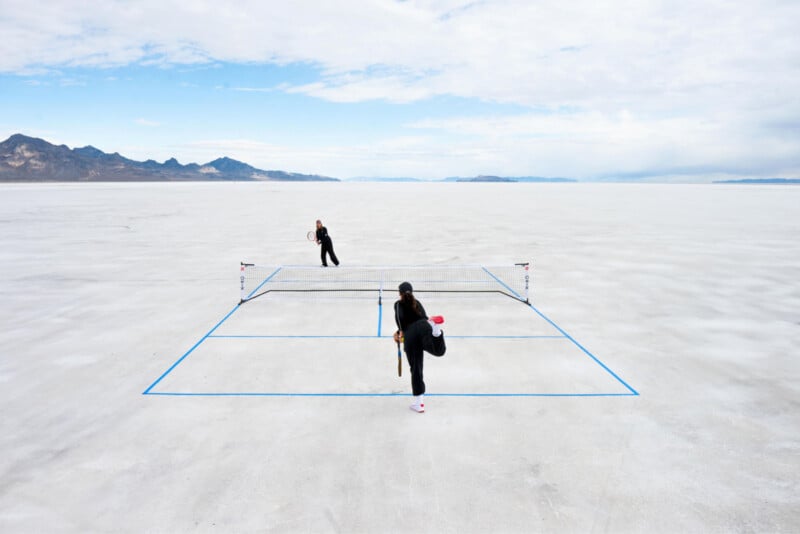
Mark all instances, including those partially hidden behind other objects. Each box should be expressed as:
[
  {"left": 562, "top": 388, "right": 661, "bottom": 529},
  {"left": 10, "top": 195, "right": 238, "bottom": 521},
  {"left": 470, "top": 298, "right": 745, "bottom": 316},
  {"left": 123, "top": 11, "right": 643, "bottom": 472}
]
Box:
[
  {"left": 410, "top": 394, "right": 425, "bottom": 413},
  {"left": 409, "top": 403, "right": 425, "bottom": 413}
]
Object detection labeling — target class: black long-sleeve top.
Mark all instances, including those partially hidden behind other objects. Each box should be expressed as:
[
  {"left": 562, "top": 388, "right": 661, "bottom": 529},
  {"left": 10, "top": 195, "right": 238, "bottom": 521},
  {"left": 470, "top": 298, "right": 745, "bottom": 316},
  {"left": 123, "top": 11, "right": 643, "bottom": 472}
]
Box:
[
  {"left": 316, "top": 226, "right": 332, "bottom": 244},
  {"left": 394, "top": 298, "right": 427, "bottom": 333}
]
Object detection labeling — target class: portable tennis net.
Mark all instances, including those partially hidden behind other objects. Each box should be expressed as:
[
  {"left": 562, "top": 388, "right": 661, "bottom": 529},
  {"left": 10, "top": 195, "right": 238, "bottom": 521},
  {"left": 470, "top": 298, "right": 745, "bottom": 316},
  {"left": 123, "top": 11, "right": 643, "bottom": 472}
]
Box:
[{"left": 239, "top": 263, "right": 531, "bottom": 304}]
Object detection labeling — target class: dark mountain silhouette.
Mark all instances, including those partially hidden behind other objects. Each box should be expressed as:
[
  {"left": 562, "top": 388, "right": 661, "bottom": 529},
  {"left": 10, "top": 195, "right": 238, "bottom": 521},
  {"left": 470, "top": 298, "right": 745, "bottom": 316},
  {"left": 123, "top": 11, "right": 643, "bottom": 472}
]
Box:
[
  {"left": 0, "top": 134, "right": 338, "bottom": 182},
  {"left": 713, "top": 178, "right": 800, "bottom": 184}
]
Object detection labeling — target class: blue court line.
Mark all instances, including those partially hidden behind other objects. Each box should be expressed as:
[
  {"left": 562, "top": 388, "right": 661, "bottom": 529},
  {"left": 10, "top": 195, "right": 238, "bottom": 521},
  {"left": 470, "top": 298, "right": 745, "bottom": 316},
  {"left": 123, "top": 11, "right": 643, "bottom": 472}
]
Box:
[
  {"left": 377, "top": 299, "right": 382, "bottom": 337},
  {"left": 206, "top": 334, "right": 566, "bottom": 339},
  {"left": 145, "top": 391, "right": 637, "bottom": 397},
  {"left": 482, "top": 266, "right": 524, "bottom": 301},
  {"left": 142, "top": 302, "right": 243, "bottom": 394},
  {"left": 209, "top": 335, "right": 382, "bottom": 339},
  {"left": 146, "top": 265, "right": 637, "bottom": 398},
  {"left": 484, "top": 266, "right": 637, "bottom": 396},
  {"left": 143, "top": 267, "right": 286, "bottom": 393},
  {"left": 526, "top": 304, "right": 639, "bottom": 396}
]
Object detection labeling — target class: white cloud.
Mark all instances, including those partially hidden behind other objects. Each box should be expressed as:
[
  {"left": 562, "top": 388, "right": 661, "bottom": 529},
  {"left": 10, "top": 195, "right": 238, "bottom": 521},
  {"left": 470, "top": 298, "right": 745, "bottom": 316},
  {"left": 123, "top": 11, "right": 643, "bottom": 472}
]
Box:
[
  {"left": 167, "top": 102, "right": 799, "bottom": 180},
  {"left": 4, "top": 1, "right": 797, "bottom": 108},
  {"left": 2, "top": 0, "right": 798, "bottom": 179},
  {"left": 408, "top": 109, "right": 800, "bottom": 178}
]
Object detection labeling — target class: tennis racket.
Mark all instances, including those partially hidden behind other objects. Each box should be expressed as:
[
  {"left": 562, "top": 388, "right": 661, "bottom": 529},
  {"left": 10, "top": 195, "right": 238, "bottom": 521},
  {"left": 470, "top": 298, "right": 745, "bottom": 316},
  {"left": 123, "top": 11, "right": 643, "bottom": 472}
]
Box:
[
  {"left": 307, "top": 230, "right": 316, "bottom": 241},
  {"left": 396, "top": 340, "right": 402, "bottom": 377}
]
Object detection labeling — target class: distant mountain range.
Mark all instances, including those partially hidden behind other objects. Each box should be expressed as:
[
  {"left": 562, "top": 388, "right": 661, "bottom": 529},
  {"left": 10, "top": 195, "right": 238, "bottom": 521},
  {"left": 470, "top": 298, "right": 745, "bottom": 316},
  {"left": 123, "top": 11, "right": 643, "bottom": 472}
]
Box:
[
  {"left": 4, "top": 135, "right": 796, "bottom": 185},
  {"left": 712, "top": 178, "right": 800, "bottom": 184},
  {"left": 0, "top": 134, "right": 338, "bottom": 182}
]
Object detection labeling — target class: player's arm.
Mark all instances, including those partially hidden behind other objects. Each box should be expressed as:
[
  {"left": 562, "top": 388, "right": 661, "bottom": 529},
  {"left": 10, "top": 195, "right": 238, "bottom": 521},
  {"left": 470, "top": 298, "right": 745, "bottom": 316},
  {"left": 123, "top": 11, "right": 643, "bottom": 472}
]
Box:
[{"left": 393, "top": 301, "right": 404, "bottom": 342}]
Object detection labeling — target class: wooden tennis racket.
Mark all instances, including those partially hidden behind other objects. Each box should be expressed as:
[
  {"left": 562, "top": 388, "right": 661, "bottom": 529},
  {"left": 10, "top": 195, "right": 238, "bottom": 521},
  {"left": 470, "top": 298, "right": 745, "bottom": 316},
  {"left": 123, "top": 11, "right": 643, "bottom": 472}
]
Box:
[{"left": 396, "top": 340, "right": 402, "bottom": 376}]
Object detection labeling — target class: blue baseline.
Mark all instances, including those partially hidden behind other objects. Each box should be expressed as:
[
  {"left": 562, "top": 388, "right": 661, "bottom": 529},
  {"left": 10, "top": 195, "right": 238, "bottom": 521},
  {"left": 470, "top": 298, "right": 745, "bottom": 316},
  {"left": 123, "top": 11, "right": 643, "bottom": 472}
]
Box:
[
  {"left": 144, "top": 266, "right": 637, "bottom": 397},
  {"left": 207, "top": 334, "right": 565, "bottom": 339},
  {"left": 145, "top": 392, "right": 635, "bottom": 397}
]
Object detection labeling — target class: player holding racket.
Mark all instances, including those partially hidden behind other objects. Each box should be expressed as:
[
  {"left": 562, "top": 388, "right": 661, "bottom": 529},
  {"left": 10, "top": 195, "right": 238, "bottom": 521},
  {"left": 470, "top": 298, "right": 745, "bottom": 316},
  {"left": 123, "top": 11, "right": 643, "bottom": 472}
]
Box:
[
  {"left": 393, "top": 281, "right": 445, "bottom": 413},
  {"left": 314, "top": 219, "right": 339, "bottom": 267}
]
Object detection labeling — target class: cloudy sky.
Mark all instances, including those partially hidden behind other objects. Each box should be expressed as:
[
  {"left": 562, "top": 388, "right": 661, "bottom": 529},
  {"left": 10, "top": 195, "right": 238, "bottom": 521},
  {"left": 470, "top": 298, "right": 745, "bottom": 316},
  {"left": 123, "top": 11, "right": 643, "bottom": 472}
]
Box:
[{"left": 1, "top": 0, "right": 798, "bottom": 181}]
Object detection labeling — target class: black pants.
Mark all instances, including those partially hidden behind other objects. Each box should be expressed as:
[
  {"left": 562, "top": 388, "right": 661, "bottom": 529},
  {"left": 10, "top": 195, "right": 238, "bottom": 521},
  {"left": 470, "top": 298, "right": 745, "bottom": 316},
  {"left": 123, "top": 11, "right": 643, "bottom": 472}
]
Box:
[
  {"left": 403, "top": 319, "right": 446, "bottom": 396},
  {"left": 320, "top": 238, "right": 339, "bottom": 266}
]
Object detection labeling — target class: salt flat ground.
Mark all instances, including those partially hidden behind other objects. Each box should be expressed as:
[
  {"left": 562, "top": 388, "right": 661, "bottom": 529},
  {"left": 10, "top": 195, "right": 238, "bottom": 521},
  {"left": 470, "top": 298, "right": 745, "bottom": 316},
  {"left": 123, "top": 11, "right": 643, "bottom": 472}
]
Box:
[{"left": 0, "top": 182, "right": 798, "bottom": 533}]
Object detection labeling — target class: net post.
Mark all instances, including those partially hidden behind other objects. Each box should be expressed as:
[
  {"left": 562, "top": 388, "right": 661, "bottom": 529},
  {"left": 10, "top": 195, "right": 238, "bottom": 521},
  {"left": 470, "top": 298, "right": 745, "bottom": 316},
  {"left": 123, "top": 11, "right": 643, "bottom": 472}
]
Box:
[
  {"left": 525, "top": 263, "right": 530, "bottom": 303},
  {"left": 378, "top": 280, "right": 383, "bottom": 305},
  {"left": 515, "top": 262, "right": 530, "bottom": 304},
  {"left": 239, "top": 262, "right": 253, "bottom": 304}
]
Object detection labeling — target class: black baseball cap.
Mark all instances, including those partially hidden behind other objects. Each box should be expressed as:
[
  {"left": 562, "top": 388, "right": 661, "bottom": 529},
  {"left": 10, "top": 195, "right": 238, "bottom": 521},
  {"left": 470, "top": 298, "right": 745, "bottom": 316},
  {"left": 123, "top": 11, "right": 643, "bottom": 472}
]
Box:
[{"left": 398, "top": 281, "right": 413, "bottom": 293}]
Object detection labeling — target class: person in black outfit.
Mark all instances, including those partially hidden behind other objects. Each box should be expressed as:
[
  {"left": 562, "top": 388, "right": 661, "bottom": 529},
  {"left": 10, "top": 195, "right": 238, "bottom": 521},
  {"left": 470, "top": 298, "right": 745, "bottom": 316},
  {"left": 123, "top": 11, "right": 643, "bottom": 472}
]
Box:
[
  {"left": 315, "top": 219, "right": 339, "bottom": 267},
  {"left": 393, "top": 281, "right": 445, "bottom": 413}
]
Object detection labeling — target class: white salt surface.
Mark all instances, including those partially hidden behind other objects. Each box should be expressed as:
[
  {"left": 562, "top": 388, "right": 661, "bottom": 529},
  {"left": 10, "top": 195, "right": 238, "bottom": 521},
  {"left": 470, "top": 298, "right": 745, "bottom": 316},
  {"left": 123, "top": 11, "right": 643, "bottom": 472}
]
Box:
[{"left": 0, "top": 182, "right": 798, "bottom": 532}]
